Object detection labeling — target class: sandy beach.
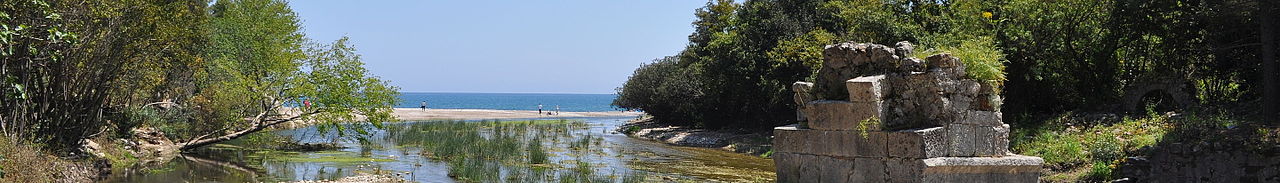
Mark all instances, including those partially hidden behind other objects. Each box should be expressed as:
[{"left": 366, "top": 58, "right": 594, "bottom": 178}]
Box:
[{"left": 392, "top": 108, "right": 643, "bottom": 121}]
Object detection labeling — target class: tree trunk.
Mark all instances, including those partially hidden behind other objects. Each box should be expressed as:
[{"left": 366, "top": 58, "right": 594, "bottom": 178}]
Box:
[
  {"left": 1262, "top": 0, "right": 1278, "bottom": 123},
  {"left": 178, "top": 111, "right": 308, "bottom": 150}
]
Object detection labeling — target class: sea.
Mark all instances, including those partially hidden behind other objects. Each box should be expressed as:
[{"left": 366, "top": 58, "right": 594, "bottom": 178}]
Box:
[{"left": 395, "top": 92, "right": 622, "bottom": 112}]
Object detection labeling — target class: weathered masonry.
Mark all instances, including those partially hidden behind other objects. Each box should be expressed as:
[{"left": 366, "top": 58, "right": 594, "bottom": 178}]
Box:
[{"left": 774, "top": 41, "right": 1043, "bottom": 183}]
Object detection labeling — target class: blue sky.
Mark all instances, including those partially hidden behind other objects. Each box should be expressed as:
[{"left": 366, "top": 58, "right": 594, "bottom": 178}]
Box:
[{"left": 289, "top": 1, "right": 708, "bottom": 94}]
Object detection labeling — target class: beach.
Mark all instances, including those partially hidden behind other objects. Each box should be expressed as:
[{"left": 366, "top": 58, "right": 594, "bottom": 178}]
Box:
[{"left": 392, "top": 108, "right": 643, "bottom": 121}]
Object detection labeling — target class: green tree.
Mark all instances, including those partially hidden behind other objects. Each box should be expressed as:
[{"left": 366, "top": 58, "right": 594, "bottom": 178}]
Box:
[
  {"left": 1, "top": 0, "right": 210, "bottom": 151},
  {"left": 180, "top": 0, "right": 398, "bottom": 150}
]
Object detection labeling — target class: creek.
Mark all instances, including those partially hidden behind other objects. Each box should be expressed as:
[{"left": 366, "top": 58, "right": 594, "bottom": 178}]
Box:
[{"left": 102, "top": 116, "right": 775, "bottom": 182}]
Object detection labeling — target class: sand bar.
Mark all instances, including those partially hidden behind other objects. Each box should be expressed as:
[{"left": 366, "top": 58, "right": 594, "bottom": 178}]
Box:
[{"left": 392, "top": 108, "right": 643, "bottom": 121}]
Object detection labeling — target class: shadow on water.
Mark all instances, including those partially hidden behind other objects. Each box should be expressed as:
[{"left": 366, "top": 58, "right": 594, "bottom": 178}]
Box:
[{"left": 103, "top": 116, "right": 775, "bottom": 182}]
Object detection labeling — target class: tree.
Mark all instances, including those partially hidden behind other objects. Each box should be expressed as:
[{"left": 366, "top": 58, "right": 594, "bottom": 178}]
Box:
[
  {"left": 1261, "top": 0, "right": 1278, "bottom": 123},
  {"left": 179, "top": 0, "right": 397, "bottom": 150},
  {"left": 1, "top": 0, "right": 210, "bottom": 151}
]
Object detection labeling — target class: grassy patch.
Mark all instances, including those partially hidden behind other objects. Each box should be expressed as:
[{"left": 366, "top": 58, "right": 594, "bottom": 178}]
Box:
[
  {"left": 0, "top": 136, "right": 79, "bottom": 182},
  {"left": 1010, "top": 113, "right": 1170, "bottom": 182}
]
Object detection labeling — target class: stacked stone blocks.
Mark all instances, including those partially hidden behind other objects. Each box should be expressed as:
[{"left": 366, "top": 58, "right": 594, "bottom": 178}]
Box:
[{"left": 774, "top": 41, "right": 1042, "bottom": 183}]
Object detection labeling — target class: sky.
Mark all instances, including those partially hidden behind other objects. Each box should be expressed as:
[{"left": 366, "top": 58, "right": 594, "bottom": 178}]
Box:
[{"left": 289, "top": 1, "right": 708, "bottom": 94}]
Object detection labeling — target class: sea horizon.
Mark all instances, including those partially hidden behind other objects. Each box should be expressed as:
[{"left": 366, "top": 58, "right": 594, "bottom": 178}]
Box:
[{"left": 395, "top": 92, "right": 622, "bottom": 112}]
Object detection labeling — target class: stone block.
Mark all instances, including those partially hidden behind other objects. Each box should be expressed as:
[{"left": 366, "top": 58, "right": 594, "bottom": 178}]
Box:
[
  {"left": 869, "top": 44, "right": 899, "bottom": 64},
  {"left": 926, "top": 53, "right": 962, "bottom": 69},
  {"left": 946, "top": 93, "right": 974, "bottom": 115},
  {"left": 806, "top": 100, "right": 857, "bottom": 130},
  {"left": 887, "top": 127, "right": 949, "bottom": 159},
  {"left": 775, "top": 125, "right": 887, "bottom": 158},
  {"left": 955, "top": 110, "right": 1003, "bottom": 126},
  {"left": 887, "top": 158, "right": 925, "bottom": 183},
  {"left": 973, "top": 124, "right": 1011, "bottom": 157},
  {"left": 846, "top": 75, "right": 885, "bottom": 102},
  {"left": 833, "top": 131, "right": 888, "bottom": 158},
  {"left": 817, "top": 156, "right": 856, "bottom": 183},
  {"left": 773, "top": 124, "right": 808, "bottom": 154},
  {"left": 920, "top": 155, "right": 1044, "bottom": 183},
  {"left": 894, "top": 41, "right": 914, "bottom": 58},
  {"left": 773, "top": 152, "right": 801, "bottom": 182},
  {"left": 947, "top": 124, "right": 977, "bottom": 157},
  {"left": 853, "top": 158, "right": 887, "bottom": 183},
  {"left": 796, "top": 153, "right": 822, "bottom": 182},
  {"left": 977, "top": 94, "right": 1002, "bottom": 111},
  {"left": 851, "top": 101, "right": 883, "bottom": 131}
]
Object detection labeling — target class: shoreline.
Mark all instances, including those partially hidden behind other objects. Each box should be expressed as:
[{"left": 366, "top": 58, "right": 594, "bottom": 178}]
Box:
[
  {"left": 617, "top": 116, "right": 773, "bottom": 156},
  {"left": 391, "top": 108, "right": 643, "bottom": 121}
]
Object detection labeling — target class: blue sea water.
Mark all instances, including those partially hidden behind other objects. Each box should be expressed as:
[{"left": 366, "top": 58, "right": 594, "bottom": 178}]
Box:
[{"left": 396, "top": 92, "right": 621, "bottom": 112}]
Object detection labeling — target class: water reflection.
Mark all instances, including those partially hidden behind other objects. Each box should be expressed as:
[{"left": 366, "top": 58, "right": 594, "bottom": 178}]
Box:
[{"left": 103, "top": 117, "right": 774, "bottom": 182}]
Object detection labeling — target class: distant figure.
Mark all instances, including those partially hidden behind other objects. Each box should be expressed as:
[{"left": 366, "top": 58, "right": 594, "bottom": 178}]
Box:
[
  {"left": 555, "top": 105, "right": 560, "bottom": 115},
  {"left": 303, "top": 99, "right": 311, "bottom": 108},
  {"left": 421, "top": 101, "right": 427, "bottom": 111},
  {"left": 538, "top": 104, "right": 544, "bottom": 115}
]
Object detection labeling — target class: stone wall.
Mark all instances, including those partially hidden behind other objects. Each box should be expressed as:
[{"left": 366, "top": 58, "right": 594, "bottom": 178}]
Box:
[
  {"left": 774, "top": 41, "right": 1042, "bottom": 183},
  {"left": 1115, "top": 142, "right": 1280, "bottom": 182}
]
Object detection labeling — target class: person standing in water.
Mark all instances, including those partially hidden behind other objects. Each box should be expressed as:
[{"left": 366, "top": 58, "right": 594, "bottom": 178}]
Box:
[{"left": 421, "top": 101, "right": 428, "bottom": 111}]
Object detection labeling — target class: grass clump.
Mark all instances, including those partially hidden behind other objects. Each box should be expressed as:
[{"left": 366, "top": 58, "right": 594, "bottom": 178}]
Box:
[{"left": 915, "top": 36, "right": 1007, "bottom": 89}]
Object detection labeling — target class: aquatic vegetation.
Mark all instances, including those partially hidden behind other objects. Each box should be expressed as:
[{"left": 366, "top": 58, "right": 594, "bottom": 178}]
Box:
[{"left": 385, "top": 119, "right": 649, "bottom": 182}]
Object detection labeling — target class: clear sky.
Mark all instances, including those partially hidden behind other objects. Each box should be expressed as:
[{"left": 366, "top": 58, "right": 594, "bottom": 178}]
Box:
[{"left": 289, "top": 1, "right": 708, "bottom": 94}]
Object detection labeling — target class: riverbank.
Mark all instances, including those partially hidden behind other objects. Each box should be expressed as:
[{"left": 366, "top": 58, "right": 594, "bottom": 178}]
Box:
[{"left": 617, "top": 116, "right": 773, "bottom": 156}]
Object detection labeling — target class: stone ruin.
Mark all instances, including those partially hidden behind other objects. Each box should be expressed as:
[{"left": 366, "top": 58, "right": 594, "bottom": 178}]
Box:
[{"left": 773, "top": 41, "right": 1043, "bottom": 182}]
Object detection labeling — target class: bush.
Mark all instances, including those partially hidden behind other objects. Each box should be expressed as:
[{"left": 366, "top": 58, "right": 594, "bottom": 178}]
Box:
[
  {"left": 612, "top": 57, "right": 706, "bottom": 126},
  {"left": 916, "top": 36, "right": 1007, "bottom": 89}
]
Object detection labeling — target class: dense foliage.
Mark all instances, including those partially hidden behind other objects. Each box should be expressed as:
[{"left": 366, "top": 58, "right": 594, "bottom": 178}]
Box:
[
  {"left": 0, "top": 0, "right": 398, "bottom": 153},
  {"left": 615, "top": 0, "right": 1278, "bottom": 130}
]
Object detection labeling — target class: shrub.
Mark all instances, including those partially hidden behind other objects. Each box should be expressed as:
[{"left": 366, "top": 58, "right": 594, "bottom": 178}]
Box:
[
  {"left": 612, "top": 57, "right": 706, "bottom": 126},
  {"left": 916, "top": 36, "right": 1008, "bottom": 89}
]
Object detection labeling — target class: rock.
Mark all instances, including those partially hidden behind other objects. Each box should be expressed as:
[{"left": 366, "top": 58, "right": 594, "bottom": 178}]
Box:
[
  {"left": 80, "top": 139, "right": 106, "bottom": 158},
  {"left": 955, "top": 110, "right": 1003, "bottom": 126},
  {"left": 804, "top": 100, "right": 855, "bottom": 130},
  {"left": 927, "top": 53, "right": 962, "bottom": 69},
  {"left": 895, "top": 41, "right": 915, "bottom": 58},
  {"left": 853, "top": 157, "right": 887, "bottom": 182},
  {"left": 902, "top": 58, "right": 927, "bottom": 72},
  {"left": 972, "top": 124, "right": 1011, "bottom": 157},
  {"left": 846, "top": 75, "right": 885, "bottom": 102},
  {"left": 947, "top": 124, "right": 978, "bottom": 157},
  {"left": 794, "top": 81, "right": 816, "bottom": 122},
  {"left": 888, "top": 127, "right": 950, "bottom": 159},
  {"left": 869, "top": 44, "right": 898, "bottom": 64}
]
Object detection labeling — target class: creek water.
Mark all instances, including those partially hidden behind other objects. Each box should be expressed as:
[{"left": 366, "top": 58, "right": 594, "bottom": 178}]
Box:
[{"left": 101, "top": 116, "right": 775, "bottom": 182}]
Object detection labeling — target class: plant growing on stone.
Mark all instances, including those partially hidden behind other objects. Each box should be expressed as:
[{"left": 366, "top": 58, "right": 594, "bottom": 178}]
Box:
[
  {"left": 915, "top": 36, "right": 1007, "bottom": 90},
  {"left": 857, "top": 117, "right": 880, "bottom": 138}
]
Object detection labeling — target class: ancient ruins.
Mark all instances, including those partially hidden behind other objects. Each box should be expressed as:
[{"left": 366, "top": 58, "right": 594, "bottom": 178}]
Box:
[{"left": 774, "top": 41, "right": 1043, "bottom": 182}]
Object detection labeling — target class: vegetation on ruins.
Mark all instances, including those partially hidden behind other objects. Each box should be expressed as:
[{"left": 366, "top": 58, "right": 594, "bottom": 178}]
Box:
[
  {"left": 614, "top": 0, "right": 1277, "bottom": 129},
  {"left": 614, "top": 0, "right": 1279, "bottom": 181}
]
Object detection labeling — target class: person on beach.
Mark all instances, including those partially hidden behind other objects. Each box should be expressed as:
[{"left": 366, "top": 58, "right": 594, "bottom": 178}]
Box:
[
  {"left": 538, "top": 104, "right": 544, "bottom": 115},
  {"left": 421, "top": 101, "right": 427, "bottom": 111},
  {"left": 555, "top": 105, "right": 560, "bottom": 115}
]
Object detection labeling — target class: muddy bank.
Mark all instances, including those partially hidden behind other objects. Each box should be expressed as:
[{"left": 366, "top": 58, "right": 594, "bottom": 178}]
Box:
[{"left": 617, "top": 116, "right": 773, "bottom": 156}]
